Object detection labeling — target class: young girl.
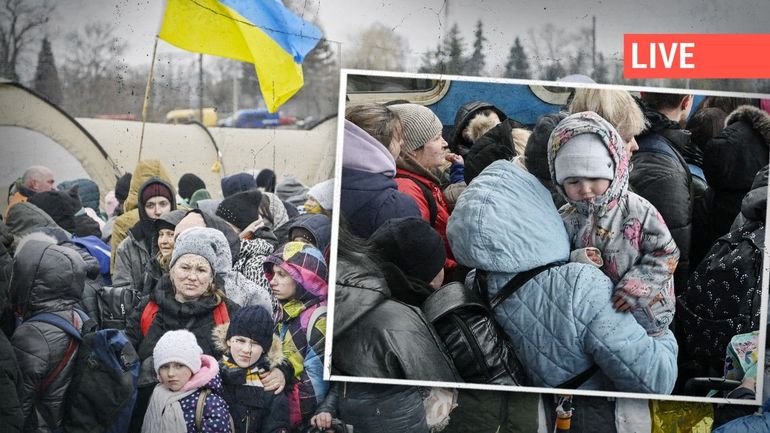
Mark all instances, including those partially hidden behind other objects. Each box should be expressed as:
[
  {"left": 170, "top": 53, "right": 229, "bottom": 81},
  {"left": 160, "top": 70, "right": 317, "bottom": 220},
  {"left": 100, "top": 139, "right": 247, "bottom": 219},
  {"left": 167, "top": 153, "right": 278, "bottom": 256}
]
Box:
[
  {"left": 214, "top": 305, "right": 290, "bottom": 433},
  {"left": 263, "top": 242, "right": 329, "bottom": 431},
  {"left": 548, "top": 111, "right": 680, "bottom": 337},
  {"left": 142, "top": 330, "right": 232, "bottom": 433}
]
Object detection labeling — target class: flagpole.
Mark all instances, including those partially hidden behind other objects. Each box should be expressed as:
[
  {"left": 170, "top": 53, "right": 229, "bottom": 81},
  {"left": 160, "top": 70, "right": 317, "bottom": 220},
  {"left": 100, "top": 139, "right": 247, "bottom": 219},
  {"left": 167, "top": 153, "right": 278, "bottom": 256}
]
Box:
[{"left": 138, "top": 35, "right": 160, "bottom": 164}]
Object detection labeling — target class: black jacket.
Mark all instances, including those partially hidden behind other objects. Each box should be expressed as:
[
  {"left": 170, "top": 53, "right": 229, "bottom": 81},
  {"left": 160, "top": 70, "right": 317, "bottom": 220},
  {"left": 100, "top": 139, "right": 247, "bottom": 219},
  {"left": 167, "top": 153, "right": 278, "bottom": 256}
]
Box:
[
  {"left": 630, "top": 110, "right": 693, "bottom": 292},
  {"left": 450, "top": 101, "right": 507, "bottom": 156},
  {"left": 316, "top": 383, "right": 428, "bottom": 433},
  {"left": 0, "top": 238, "right": 22, "bottom": 433},
  {"left": 125, "top": 275, "right": 239, "bottom": 386},
  {"left": 704, "top": 105, "right": 770, "bottom": 239},
  {"left": 330, "top": 252, "right": 461, "bottom": 382},
  {"left": 730, "top": 165, "right": 768, "bottom": 231},
  {"left": 10, "top": 239, "right": 86, "bottom": 432}
]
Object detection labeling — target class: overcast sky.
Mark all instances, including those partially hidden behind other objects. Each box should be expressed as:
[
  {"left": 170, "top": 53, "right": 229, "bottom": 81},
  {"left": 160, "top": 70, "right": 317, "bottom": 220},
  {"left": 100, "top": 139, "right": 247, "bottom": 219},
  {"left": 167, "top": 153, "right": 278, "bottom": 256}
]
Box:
[{"left": 28, "top": 0, "right": 770, "bottom": 82}]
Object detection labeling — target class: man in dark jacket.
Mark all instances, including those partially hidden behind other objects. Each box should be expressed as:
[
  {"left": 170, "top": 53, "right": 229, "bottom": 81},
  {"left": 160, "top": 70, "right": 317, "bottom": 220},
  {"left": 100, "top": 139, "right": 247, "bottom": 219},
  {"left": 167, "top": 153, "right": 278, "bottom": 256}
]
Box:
[
  {"left": 630, "top": 92, "right": 694, "bottom": 293},
  {"left": 0, "top": 224, "right": 22, "bottom": 432},
  {"left": 10, "top": 236, "right": 87, "bottom": 432}
]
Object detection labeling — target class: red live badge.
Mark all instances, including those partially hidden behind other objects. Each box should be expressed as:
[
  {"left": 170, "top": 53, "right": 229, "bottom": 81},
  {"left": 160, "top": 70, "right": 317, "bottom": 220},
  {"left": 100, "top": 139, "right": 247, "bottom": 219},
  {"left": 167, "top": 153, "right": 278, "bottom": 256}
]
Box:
[{"left": 624, "top": 34, "right": 770, "bottom": 79}]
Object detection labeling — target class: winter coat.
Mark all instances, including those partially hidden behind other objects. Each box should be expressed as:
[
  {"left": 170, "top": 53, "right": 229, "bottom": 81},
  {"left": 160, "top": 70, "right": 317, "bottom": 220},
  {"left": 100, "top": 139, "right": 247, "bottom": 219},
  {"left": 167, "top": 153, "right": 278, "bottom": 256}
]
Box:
[
  {"left": 213, "top": 326, "right": 289, "bottom": 433},
  {"left": 447, "top": 160, "right": 678, "bottom": 393},
  {"left": 286, "top": 214, "right": 331, "bottom": 255},
  {"left": 331, "top": 251, "right": 462, "bottom": 382},
  {"left": 395, "top": 154, "right": 457, "bottom": 270},
  {"left": 464, "top": 118, "right": 522, "bottom": 184},
  {"left": 142, "top": 355, "right": 231, "bottom": 433},
  {"left": 630, "top": 110, "right": 693, "bottom": 293},
  {"left": 0, "top": 330, "right": 22, "bottom": 433},
  {"left": 110, "top": 160, "right": 174, "bottom": 271},
  {"left": 340, "top": 120, "right": 421, "bottom": 238},
  {"left": 315, "top": 383, "right": 428, "bottom": 433},
  {"left": 5, "top": 202, "right": 59, "bottom": 238},
  {"left": 10, "top": 239, "right": 86, "bottom": 432},
  {"left": 704, "top": 105, "right": 770, "bottom": 239},
  {"left": 125, "top": 275, "right": 239, "bottom": 388},
  {"left": 275, "top": 297, "right": 327, "bottom": 427},
  {"left": 731, "top": 165, "right": 768, "bottom": 231},
  {"left": 549, "top": 111, "right": 679, "bottom": 335}
]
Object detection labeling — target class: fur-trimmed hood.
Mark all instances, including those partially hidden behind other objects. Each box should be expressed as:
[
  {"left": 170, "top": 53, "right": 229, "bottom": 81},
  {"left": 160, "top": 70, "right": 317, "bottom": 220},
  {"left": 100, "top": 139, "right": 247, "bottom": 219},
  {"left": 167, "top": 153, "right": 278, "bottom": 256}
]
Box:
[
  {"left": 725, "top": 105, "right": 770, "bottom": 144},
  {"left": 212, "top": 323, "right": 285, "bottom": 368}
]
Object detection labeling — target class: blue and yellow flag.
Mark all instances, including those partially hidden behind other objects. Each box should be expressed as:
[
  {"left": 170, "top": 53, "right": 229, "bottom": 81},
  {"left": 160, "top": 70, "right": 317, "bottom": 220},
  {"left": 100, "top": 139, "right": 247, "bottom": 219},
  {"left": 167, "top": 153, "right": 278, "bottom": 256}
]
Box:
[{"left": 159, "top": 0, "right": 322, "bottom": 112}]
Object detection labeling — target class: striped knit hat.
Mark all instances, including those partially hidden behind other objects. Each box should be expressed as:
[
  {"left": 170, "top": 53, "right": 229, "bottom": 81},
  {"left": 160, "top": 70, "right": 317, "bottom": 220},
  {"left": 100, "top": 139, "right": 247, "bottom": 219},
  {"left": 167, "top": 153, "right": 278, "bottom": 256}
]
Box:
[
  {"left": 389, "top": 103, "right": 443, "bottom": 152},
  {"left": 264, "top": 241, "right": 328, "bottom": 300}
]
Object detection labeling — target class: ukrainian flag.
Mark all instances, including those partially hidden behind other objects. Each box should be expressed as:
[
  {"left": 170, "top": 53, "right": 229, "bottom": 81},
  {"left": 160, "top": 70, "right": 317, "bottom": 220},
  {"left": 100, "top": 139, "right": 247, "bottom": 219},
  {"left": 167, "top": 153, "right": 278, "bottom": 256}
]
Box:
[{"left": 159, "top": 0, "right": 322, "bottom": 112}]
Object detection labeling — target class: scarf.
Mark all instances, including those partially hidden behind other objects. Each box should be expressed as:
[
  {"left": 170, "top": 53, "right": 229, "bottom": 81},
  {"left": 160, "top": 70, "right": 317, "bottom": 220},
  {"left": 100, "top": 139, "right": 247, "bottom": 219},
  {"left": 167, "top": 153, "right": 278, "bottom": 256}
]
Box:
[
  {"left": 221, "top": 355, "right": 266, "bottom": 387},
  {"left": 141, "top": 383, "right": 196, "bottom": 433}
]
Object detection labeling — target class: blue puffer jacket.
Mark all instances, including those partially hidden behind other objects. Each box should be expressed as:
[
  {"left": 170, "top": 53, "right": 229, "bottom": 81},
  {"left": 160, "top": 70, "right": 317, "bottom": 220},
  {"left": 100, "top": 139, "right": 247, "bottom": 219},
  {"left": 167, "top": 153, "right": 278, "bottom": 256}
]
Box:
[{"left": 447, "top": 160, "right": 678, "bottom": 394}]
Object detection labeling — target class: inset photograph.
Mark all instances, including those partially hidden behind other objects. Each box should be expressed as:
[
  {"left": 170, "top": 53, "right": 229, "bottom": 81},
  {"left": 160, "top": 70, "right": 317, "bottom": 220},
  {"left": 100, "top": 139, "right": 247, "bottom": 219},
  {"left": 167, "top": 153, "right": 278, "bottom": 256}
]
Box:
[{"left": 326, "top": 69, "right": 769, "bottom": 404}]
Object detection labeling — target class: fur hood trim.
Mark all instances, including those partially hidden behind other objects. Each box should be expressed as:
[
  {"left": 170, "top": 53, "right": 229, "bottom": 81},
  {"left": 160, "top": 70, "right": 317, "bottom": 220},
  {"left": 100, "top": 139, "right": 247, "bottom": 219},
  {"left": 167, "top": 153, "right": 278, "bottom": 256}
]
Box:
[
  {"left": 15, "top": 231, "right": 58, "bottom": 255},
  {"left": 464, "top": 112, "right": 502, "bottom": 143},
  {"left": 726, "top": 105, "right": 770, "bottom": 144},
  {"left": 212, "top": 323, "right": 285, "bottom": 368}
]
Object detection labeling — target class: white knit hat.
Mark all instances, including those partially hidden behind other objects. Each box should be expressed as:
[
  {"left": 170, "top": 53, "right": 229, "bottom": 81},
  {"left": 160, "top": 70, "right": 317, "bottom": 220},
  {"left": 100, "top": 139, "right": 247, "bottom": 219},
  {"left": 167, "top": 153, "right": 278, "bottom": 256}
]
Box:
[
  {"left": 307, "top": 179, "right": 335, "bottom": 211},
  {"left": 553, "top": 133, "right": 615, "bottom": 185},
  {"left": 388, "top": 104, "right": 443, "bottom": 152},
  {"left": 153, "top": 329, "right": 203, "bottom": 374}
]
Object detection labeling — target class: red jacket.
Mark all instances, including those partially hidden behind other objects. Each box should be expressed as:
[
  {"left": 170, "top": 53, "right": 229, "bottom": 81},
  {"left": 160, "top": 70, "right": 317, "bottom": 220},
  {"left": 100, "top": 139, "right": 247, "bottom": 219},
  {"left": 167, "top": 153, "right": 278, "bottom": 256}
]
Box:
[{"left": 395, "top": 168, "right": 457, "bottom": 271}]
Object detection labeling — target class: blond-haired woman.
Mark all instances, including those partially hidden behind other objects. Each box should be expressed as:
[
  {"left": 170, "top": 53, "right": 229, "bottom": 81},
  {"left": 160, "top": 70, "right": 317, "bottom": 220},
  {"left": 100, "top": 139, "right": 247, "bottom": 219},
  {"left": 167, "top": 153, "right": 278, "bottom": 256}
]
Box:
[{"left": 568, "top": 88, "right": 647, "bottom": 156}]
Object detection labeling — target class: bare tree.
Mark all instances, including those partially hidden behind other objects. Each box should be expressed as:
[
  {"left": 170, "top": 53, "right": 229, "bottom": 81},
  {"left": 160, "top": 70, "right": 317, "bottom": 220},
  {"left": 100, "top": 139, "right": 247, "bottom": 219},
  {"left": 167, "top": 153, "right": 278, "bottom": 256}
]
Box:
[
  {"left": 60, "top": 22, "right": 132, "bottom": 116},
  {"left": 343, "top": 22, "right": 408, "bottom": 71},
  {"left": 0, "top": 0, "right": 54, "bottom": 81}
]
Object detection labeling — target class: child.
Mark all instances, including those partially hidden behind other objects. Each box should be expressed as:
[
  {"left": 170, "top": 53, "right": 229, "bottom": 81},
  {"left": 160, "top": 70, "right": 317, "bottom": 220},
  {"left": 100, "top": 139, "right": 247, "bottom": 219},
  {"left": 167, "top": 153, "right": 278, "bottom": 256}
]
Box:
[
  {"left": 263, "top": 242, "right": 329, "bottom": 431},
  {"left": 142, "top": 330, "right": 232, "bottom": 433},
  {"left": 214, "top": 305, "right": 290, "bottom": 433},
  {"left": 548, "top": 111, "right": 680, "bottom": 336}
]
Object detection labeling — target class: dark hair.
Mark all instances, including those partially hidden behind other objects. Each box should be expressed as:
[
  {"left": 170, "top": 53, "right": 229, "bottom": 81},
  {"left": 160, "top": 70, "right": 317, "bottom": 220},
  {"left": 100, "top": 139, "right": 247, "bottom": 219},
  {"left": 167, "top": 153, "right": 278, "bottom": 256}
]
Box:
[
  {"left": 686, "top": 107, "right": 728, "bottom": 152},
  {"left": 694, "top": 96, "right": 760, "bottom": 115},
  {"left": 640, "top": 92, "right": 689, "bottom": 110},
  {"left": 345, "top": 103, "right": 404, "bottom": 152}
]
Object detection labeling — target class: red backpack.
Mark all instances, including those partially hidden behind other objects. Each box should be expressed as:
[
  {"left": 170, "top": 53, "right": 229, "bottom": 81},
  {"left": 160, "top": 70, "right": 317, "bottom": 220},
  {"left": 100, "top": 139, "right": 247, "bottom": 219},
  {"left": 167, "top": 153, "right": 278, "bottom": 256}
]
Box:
[{"left": 140, "top": 301, "right": 230, "bottom": 336}]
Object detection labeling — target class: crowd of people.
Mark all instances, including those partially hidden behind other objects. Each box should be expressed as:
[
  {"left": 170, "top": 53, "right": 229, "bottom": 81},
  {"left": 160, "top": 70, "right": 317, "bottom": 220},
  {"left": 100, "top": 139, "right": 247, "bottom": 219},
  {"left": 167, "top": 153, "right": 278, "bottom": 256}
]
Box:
[
  {"left": 0, "top": 163, "right": 335, "bottom": 432},
  {"left": 0, "top": 85, "right": 768, "bottom": 433}
]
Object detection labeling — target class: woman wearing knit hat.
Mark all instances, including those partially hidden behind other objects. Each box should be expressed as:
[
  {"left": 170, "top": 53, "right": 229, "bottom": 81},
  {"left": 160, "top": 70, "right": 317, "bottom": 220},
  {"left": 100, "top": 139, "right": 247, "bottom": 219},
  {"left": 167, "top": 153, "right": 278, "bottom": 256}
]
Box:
[
  {"left": 388, "top": 103, "right": 458, "bottom": 282},
  {"left": 340, "top": 103, "right": 421, "bottom": 238},
  {"left": 213, "top": 306, "right": 289, "bottom": 433},
  {"left": 263, "top": 242, "right": 329, "bottom": 431},
  {"left": 113, "top": 177, "right": 177, "bottom": 292},
  {"left": 142, "top": 329, "right": 232, "bottom": 433},
  {"left": 125, "top": 227, "right": 241, "bottom": 431}
]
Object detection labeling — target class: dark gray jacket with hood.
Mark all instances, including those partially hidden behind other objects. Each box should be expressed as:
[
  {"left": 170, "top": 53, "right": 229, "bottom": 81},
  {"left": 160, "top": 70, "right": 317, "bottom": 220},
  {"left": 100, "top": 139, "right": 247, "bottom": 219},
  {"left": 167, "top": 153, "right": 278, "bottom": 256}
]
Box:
[{"left": 10, "top": 237, "right": 86, "bottom": 433}]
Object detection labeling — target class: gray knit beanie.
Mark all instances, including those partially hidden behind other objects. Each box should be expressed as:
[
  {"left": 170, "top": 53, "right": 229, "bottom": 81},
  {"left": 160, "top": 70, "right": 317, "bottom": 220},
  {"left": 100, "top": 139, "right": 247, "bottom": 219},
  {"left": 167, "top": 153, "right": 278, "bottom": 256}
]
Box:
[
  {"left": 170, "top": 227, "right": 231, "bottom": 275},
  {"left": 389, "top": 104, "right": 443, "bottom": 152}
]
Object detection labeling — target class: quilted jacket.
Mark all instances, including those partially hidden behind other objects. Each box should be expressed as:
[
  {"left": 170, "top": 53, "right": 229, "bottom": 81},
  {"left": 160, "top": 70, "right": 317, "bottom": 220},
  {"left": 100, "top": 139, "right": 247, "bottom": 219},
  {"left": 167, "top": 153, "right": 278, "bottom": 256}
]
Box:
[{"left": 447, "top": 160, "right": 678, "bottom": 394}]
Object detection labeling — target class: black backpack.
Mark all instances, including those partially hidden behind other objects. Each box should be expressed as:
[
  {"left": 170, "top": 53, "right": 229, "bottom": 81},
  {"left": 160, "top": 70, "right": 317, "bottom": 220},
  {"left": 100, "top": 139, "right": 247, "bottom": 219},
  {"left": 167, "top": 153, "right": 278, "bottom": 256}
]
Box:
[
  {"left": 94, "top": 285, "right": 142, "bottom": 330},
  {"left": 677, "top": 219, "right": 765, "bottom": 374},
  {"left": 27, "top": 309, "right": 140, "bottom": 433},
  {"left": 423, "top": 263, "right": 598, "bottom": 388}
]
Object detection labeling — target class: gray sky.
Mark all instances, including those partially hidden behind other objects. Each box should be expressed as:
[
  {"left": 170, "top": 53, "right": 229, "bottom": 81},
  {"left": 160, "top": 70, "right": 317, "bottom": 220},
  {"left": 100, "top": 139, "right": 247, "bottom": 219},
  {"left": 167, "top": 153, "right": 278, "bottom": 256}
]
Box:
[{"left": 26, "top": 0, "right": 770, "bottom": 82}]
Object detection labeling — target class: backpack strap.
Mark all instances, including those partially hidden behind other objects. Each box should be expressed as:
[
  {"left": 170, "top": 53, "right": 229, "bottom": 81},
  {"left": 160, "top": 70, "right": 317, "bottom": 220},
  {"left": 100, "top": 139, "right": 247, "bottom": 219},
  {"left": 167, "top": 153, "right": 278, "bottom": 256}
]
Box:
[
  {"left": 140, "top": 301, "right": 160, "bottom": 337},
  {"left": 306, "top": 305, "right": 327, "bottom": 343},
  {"left": 27, "top": 312, "right": 83, "bottom": 395},
  {"left": 212, "top": 302, "right": 230, "bottom": 326},
  {"left": 555, "top": 364, "right": 600, "bottom": 389},
  {"left": 489, "top": 263, "right": 560, "bottom": 309},
  {"left": 636, "top": 136, "right": 679, "bottom": 160},
  {"left": 195, "top": 388, "right": 211, "bottom": 432},
  {"left": 396, "top": 173, "right": 438, "bottom": 227}
]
